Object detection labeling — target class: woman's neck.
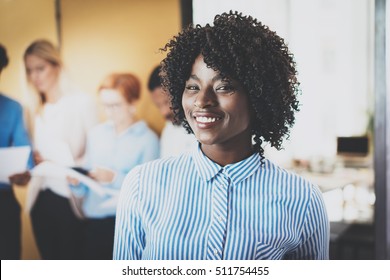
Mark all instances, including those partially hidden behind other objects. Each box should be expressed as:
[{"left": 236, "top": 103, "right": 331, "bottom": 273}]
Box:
[
  {"left": 44, "top": 83, "right": 62, "bottom": 104},
  {"left": 201, "top": 139, "right": 254, "bottom": 167},
  {"left": 114, "top": 116, "right": 138, "bottom": 134}
]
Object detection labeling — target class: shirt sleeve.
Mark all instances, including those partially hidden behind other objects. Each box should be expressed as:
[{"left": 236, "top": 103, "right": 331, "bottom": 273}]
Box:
[
  {"left": 69, "top": 181, "right": 89, "bottom": 197},
  {"left": 113, "top": 165, "right": 145, "bottom": 260},
  {"left": 11, "top": 103, "right": 34, "bottom": 169},
  {"left": 289, "top": 185, "right": 330, "bottom": 260}
]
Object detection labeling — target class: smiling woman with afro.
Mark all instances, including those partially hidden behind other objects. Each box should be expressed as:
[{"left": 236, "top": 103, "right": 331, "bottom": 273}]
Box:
[{"left": 114, "top": 11, "right": 329, "bottom": 260}]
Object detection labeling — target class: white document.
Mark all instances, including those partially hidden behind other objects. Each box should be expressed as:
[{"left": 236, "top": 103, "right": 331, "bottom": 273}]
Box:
[
  {"left": 0, "top": 146, "right": 31, "bottom": 183},
  {"left": 31, "top": 161, "right": 116, "bottom": 197},
  {"left": 26, "top": 161, "right": 117, "bottom": 213}
]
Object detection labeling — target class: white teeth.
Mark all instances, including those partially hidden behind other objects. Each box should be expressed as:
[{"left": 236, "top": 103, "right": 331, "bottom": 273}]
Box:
[{"left": 196, "top": 116, "right": 218, "bottom": 123}]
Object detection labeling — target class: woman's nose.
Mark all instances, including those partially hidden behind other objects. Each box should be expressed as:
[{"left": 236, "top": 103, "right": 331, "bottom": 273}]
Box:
[
  {"left": 29, "top": 71, "right": 38, "bottom": 83},
  {"left": 194, "top": 88, "right": 217, "bottom": 108}
]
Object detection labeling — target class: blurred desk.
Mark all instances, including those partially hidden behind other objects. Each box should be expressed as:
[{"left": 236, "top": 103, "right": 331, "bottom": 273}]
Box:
[
  {"left": 299, "top": 168, "right": 374, "bottom": 193},
  {"left": 299, "top": 167, "right": 375, "bottom": 224}
]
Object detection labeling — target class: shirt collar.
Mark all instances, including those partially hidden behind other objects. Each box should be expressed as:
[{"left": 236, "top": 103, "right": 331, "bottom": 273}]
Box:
[{"left": 192, "top": 143, "right": 261, "bottom": 185}]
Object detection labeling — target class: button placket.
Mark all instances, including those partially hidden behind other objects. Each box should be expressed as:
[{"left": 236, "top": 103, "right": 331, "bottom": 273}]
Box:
[{"left": 207, "top": 173, "right": 230, "bottom": 260}]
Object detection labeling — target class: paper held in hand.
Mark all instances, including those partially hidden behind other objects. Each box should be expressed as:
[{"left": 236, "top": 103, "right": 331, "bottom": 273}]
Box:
[
  {"left": 26, "top": 161, "right": 118, "bottom": 213},
  {"left": 31, "top": 161, "right": 116, "bottom": 196},
  {"left": 0, "top": 146, "right": 31, "bottom": 183}
]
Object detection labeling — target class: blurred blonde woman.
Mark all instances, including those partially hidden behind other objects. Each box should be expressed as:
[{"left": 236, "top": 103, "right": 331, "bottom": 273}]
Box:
[
  {"left": 68, "top": 73, "right": 159, "bottom": 259},
  {"left": 24, "top": 39, "right": 97, "bottom": 259}
]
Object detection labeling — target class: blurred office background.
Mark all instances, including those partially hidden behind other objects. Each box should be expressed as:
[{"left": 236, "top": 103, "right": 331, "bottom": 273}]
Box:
[{"left": 0, "top": 0, "right": 389, "bottom": 259}]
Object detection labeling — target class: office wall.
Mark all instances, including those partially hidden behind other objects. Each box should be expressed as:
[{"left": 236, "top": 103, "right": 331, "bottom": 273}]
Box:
[
  {"left": 61, "top": 0, "right": 181, "bottom": 134},
  {"left": 0, "top": 0, "right": 58, "bottom": 101}
]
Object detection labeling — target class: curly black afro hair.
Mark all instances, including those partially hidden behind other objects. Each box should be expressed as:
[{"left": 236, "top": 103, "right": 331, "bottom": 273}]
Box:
[{"left": 161, "top": 11, "right": 300, "bottom": 159}]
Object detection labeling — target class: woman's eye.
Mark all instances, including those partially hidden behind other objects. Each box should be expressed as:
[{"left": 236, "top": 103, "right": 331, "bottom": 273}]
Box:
[
  {"left": 216, "top": 84, "right": 235, "bottom": 93},
  {"left": 185, "top": 85, "right": 199, "bottom": 92}
]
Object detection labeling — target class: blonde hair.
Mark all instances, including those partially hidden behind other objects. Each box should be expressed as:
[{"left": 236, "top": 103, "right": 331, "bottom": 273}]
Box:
[
  {"left": 24, "top": 39, "right": 62, "bottom": 68},
  {"left": 99, "top": 73, "right": 141, "bottom": 104},
  {"left": 23, "top": 39, "right": 62, "bottom": 113}
]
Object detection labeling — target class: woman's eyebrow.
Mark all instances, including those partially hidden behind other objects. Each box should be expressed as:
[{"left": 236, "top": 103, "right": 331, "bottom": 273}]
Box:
[
  {"left": 188, "top": 74, "right": 224, "bottom": 82},
  {"left": 188, "top": 74, "right": 200, "bottom": 81},
  {"left": 212, "top": 74, "right": 223, "bottom": 82}
]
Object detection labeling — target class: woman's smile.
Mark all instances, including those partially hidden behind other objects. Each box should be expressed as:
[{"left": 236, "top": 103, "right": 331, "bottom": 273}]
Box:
[{"left": 192, "top": 111, "right": 223, "bottom": 128}]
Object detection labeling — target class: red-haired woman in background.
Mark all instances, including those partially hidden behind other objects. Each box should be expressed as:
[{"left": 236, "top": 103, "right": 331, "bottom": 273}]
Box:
[{"left": 68, "top": 73, "right": 159, "bottom": 259}]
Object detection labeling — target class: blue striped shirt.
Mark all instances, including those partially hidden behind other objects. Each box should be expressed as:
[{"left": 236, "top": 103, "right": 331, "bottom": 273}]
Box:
[{"left": 113, "top": 144, "right": 329, "bottom": 260}]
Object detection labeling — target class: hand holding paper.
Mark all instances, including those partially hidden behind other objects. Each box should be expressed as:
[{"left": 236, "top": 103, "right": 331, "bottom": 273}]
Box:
[
  {"left": 31, "top": 161, "right": 116, "bottom": 196},
  {"left": 9, "top": 171, "right": 31, "bottom": 186},
  {"left": 0, "top": 146, "right": 31, "bottom": 184},
  {"left": 89, "top": 166, "right": 115, "bottom": 183},
  {"left": 66, "top": 176, "right": 80, "bottom": 186}
]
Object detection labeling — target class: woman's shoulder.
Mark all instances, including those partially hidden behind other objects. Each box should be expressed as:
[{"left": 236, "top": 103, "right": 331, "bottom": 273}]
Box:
[
  {"left": 261, "top": 160, "right": 324, "bottom": 212},
  {"left": 121, "top": 154, "right": 192, "bottom": 189},
  {"left": 135, "top": 153, "right": 193, "bottom": 175},
  {"left": 263, "top": 158, "right": 318, "bottom": 190},
  {"left": 0, "top": 93, "right": 22, "bottom": 110}
]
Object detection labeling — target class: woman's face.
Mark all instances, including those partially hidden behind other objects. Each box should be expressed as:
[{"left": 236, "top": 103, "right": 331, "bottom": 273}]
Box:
[
  {"left": 182, "top": 55, "right": 252, "bottom": 150},
  {"left": 150, "top": 87, "right": 174, "bottom": 122},
  {"left": 99, "top": 88, "right": 135, "bottom": 125},
  {"left": 25, "top": 54, "right": 60, "bottom": 94}
]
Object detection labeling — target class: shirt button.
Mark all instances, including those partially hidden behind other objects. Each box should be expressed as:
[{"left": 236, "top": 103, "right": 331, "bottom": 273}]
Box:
[
  {"left": 218, "top": 216, "right": 223, "bottom": 222},
  {"left": 214, "top": 249, "right": 219, "bottom": 256}
]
